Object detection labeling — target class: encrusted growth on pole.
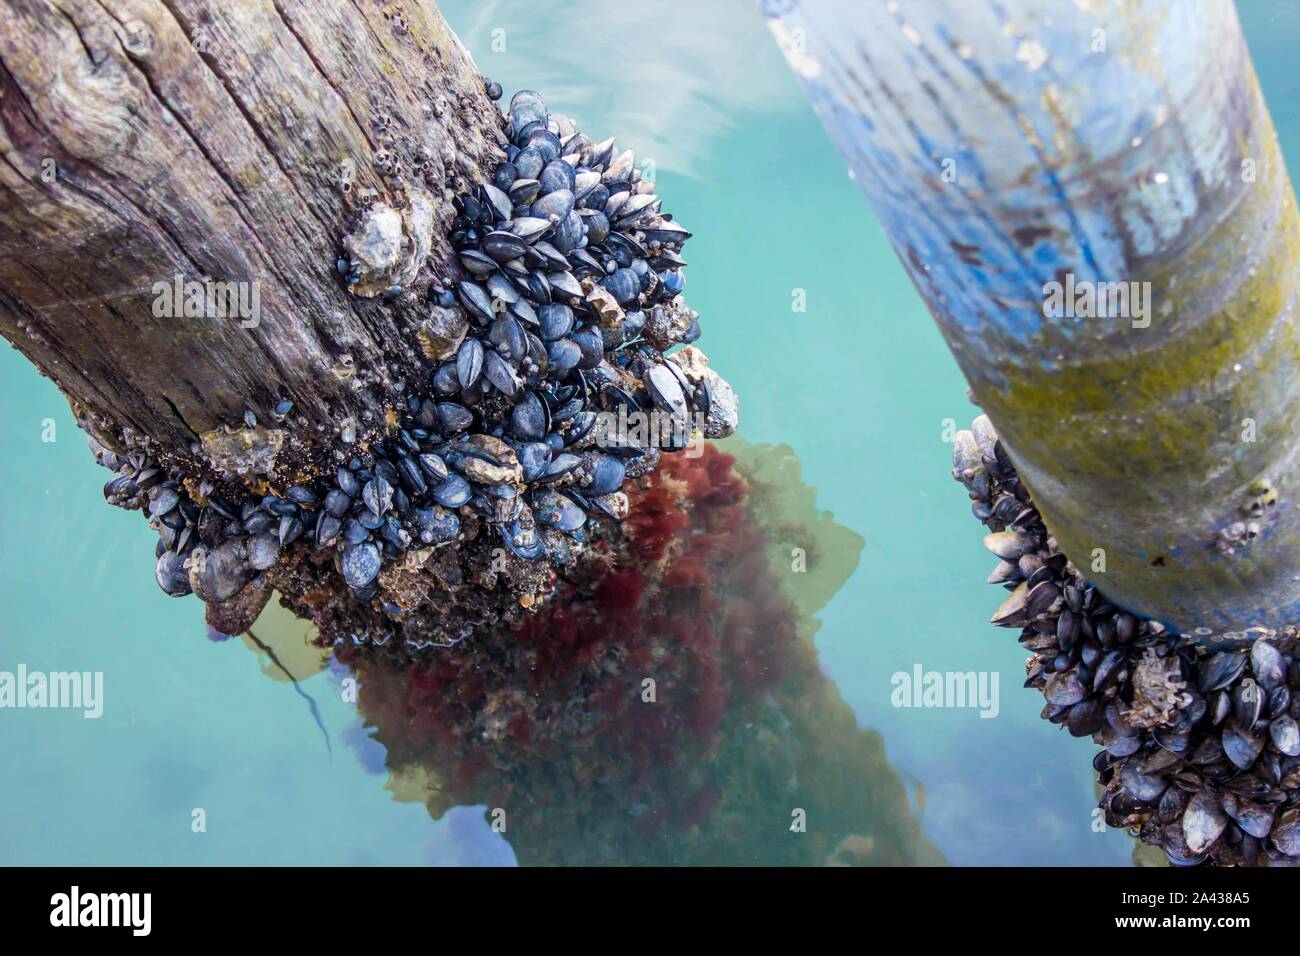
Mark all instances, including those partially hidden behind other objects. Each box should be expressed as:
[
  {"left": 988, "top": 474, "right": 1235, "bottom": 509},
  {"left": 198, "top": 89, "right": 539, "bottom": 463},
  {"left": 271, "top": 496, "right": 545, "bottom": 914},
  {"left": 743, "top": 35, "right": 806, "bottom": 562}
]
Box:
[{"left": 765, "top": 0, "right": 1300, "bottom": 631}]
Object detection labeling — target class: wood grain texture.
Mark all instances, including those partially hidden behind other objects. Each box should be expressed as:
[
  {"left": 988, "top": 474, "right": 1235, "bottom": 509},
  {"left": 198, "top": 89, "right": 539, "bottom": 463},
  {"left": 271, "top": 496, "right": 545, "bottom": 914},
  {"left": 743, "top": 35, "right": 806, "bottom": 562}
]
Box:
[
  {"left": 766, "top": 0, "right": 1300, "bottom": 631},
  {"left": 0, "top": 0, "right": 505, "bottom": 472}
]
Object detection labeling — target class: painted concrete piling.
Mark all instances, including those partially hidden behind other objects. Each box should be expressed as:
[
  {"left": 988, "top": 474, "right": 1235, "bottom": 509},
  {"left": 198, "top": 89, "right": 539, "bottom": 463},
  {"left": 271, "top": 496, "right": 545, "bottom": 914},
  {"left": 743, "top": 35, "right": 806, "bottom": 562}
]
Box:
[{"left": 765, "top": 0, "right": 1300, "bottom": 631}]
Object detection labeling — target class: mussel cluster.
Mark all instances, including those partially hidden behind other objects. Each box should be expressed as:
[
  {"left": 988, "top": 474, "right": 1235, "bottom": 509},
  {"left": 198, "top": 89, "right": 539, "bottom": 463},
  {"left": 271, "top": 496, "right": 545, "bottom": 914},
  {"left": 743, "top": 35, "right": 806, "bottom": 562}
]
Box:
[
  {"left": 93, "top": 87, "right": 735, "bottom": 631},
  {"left": 423, "top": 87, "right": 735, "bottom": 561},
  {"left": 954, "top": 414, "right": 1300, "bottom": 866}
]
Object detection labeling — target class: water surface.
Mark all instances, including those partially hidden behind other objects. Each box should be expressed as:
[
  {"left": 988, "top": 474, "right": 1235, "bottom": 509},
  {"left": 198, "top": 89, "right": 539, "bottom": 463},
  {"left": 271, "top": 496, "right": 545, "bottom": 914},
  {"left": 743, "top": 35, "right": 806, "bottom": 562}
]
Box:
[{"left": 2, "top": 0, "right": 1297, "bottom": 866}]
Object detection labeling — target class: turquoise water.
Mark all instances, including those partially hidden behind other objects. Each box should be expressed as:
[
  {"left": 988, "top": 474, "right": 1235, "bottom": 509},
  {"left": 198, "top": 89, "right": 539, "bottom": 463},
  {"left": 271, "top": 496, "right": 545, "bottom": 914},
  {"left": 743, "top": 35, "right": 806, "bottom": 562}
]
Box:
[{"left": 2, "top": 1, "right": 1297, "bottom": 866}]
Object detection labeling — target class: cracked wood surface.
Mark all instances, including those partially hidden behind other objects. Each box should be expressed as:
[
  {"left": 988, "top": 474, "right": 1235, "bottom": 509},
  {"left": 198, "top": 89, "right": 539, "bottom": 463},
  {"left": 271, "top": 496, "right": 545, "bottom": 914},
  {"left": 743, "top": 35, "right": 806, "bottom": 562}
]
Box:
[{"left": 0, "top": 0, "right": 503, "bottom": 467}]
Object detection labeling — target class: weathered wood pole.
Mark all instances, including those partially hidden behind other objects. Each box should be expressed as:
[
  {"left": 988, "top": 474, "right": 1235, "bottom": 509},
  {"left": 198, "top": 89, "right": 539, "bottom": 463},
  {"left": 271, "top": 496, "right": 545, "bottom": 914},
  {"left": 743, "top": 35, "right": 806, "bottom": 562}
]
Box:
[
  {"left": 0, "top": 0, "right": 502, "bottom": 470},
  {"left": 765, "top": 0, "right": 1300, "bottom": 632}
]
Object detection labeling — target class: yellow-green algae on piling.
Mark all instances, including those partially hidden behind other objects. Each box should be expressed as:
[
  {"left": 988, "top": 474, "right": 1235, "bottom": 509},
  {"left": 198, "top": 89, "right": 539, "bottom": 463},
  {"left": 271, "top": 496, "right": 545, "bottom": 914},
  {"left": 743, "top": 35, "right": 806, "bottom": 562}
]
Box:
[{"left": 974, "top": 81, "right": 1300, "bottom": 629}]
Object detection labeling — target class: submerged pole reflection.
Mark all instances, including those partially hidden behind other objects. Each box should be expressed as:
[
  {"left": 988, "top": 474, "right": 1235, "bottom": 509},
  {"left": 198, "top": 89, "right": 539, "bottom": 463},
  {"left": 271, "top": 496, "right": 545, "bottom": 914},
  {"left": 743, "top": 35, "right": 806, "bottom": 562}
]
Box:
[{"left": 324, "top": 440, "right": 942, "bottom": 865}]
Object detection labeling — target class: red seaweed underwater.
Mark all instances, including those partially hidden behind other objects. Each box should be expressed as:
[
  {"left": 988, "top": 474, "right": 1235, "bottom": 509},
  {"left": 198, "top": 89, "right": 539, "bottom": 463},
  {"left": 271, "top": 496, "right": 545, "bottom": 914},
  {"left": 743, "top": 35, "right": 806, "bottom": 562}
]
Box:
[{"left": 333, "top": 442, "right": 942, "bottom": 865}]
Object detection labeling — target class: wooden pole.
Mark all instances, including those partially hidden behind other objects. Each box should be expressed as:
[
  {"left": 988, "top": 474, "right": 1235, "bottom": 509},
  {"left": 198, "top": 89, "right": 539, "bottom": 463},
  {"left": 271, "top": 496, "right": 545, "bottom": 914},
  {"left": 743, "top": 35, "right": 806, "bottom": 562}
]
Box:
[
  {"left": 0, "top": 0, "right": 503, "bottom": 469},
  {"left": 765, "top": 0, "right": 1300, "bottom": 632}
]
